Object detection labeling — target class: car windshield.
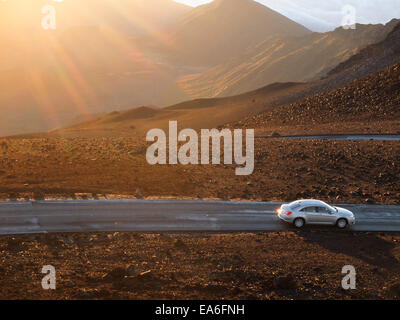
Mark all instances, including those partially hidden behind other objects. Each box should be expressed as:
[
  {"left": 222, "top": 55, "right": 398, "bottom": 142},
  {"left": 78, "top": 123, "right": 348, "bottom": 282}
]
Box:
[
  {"left": 325, "top": 204, "right": 337, "bottom": 212},
  {"left": 289, "top": 201, "right": 302, "bottom": 210}
]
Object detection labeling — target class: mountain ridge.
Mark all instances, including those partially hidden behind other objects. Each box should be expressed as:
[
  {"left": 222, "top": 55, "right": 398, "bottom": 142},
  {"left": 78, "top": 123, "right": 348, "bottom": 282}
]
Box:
[
  {"left": 51, "top": 21, "right": 400, "bottom": 138},
  {"left": 178, "top": 19, "right": 399, "bottom": 99},
  {"left": 167, "top": 0, "right": 311, "bottom": 66}
]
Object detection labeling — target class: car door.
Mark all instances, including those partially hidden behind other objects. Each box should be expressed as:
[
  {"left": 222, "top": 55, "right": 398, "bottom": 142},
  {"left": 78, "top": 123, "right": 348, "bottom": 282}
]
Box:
[
  {"left": 301, "top": 206, "right": 320, "bottom": 223},
  {"left": 316, "top": 206, "right": 336, "bottom": 224}
]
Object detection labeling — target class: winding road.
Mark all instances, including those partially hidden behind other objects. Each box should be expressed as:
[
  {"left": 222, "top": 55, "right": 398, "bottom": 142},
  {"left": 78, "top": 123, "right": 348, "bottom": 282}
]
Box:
[{"left": 0, "top": 199, "right": 400, "bottom": 235}]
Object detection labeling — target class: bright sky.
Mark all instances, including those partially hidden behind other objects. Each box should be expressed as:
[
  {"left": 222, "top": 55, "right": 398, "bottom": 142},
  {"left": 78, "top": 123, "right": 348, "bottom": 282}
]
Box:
[
  {"left": 175, "top": 0, "right": 212, "bottom": 5},
  {"left": 175, "top": 0, "right": 400, "bottom": 31}
]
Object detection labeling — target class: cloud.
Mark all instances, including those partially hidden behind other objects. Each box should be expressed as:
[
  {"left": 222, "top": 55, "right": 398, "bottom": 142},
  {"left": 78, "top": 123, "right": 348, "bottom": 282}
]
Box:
[
  {"left": 258, "top": 0, "right": 400, "bottom": 31},
  {"left": 175, "top": 0, "right": 400, "bottom": 31}
]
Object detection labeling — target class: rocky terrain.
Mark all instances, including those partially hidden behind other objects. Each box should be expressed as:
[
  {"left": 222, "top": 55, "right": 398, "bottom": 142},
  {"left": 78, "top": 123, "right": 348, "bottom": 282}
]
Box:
[
  {"left": 328, "top": 21, "right": 400, "bottom": 79},
  {"left": 1, "top": 231, "right": 400, "bottom": 300},
  {"left": 234, "top": 63, "right": 400, "bottom": 136},
  {"left": 0, "top": 137, "right": 399, "bottom": 205},
  {"left": 1, "top": 2, "right": 400, "bottom": 302}
]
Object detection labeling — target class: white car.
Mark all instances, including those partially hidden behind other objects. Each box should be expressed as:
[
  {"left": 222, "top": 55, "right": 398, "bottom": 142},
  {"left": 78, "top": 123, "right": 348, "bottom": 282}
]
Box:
[{"left": 277, "top": 199, "right": 356, "bottom": 229}]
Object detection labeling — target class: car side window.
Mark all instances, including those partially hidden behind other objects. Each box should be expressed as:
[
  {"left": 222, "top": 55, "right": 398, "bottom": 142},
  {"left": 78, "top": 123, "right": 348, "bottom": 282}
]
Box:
[
  {"left": 301, "top": 207, "right": 316, "bottom": 213},
  {"left": 317, "top": 206, "right": 330, "bottom": 214}
]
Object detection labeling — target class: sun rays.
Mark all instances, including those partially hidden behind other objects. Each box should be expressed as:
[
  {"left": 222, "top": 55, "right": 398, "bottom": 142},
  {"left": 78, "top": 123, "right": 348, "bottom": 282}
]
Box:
[{"left": 0, "top": 0, "right": 177, "bottom": 130}]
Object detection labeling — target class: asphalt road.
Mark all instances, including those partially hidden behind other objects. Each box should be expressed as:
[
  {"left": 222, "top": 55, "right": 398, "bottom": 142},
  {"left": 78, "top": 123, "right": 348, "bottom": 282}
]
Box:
[{"left": 0, "top": 200, "right": 400, "bottom": 235}]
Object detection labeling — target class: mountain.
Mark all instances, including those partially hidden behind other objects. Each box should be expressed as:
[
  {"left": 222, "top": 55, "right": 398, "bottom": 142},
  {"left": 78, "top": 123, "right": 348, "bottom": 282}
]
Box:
[
  {"left": 178, "top": 19, "right": 399, "bottom": 98},
  {"left": 167, "top": 0, "right": 311, "bottom": 66},
  {"left": 47, "top": 61, "right": 400, "bottom": 139},
  {"left": 46, "top": 82, "right": 306, "bottom": 138},
  {"left": 237, "top": 63, "right": 400, "bottom": 136},
  {"left": 52, "top": 21, "right": 400, "bottom": 138},
  {"left": 1, "top": 0, "right": 399, "bottom": 137},
  {"left": 0, "top": 0, "right": 310, "bottom": 136},
  {"left": 0, "top": 0, "right": 194, "bottom": 136},
  {"left": 327, "top": 20, "right": 400, "bottom": 80},
  {"left": 229, "top": 21, "right": 400, "bottom": 135},
  {"left": 0, "top": 28, "right": 189, "bottom": 136},
  {"left": 261, "top": 0, "right": 400, "bottom": 32}
]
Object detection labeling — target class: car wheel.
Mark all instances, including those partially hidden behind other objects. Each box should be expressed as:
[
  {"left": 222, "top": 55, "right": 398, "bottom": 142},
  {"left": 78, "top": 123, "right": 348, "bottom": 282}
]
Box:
[
  {"left": 294, "top": 218, "right": 305, "bottom": 228},
  {"left": 337, "top": 218, "right": 348, "bottom": 229}
]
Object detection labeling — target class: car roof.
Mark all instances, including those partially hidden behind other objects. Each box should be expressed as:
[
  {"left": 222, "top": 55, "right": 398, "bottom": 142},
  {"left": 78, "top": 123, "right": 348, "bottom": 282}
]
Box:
[{"left": 289, "top": 199, "right": 329, "bottom": 207}]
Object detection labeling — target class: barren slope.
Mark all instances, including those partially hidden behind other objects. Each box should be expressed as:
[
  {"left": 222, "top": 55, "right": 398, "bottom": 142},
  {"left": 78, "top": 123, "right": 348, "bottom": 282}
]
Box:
[
  {"left": 167, "top": 0, "right": 310, "bottom": 66},
  {"left": 53, "top": 82, "right": 306, "bottom": 138},
  {"left": 178, "top": 20, "right": 399, "bottom": 98},
  {"left": 233, "top": 63, "right": 400, "bottom": 136}
]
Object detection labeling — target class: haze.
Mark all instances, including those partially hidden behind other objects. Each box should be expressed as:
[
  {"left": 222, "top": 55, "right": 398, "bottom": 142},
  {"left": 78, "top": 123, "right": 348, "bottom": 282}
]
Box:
[
  {"left": 0, "top": 0, "right": 399, "bottom": 136},
  {"left": 176, "top": 0, "right": 400, "bottom": 31}
]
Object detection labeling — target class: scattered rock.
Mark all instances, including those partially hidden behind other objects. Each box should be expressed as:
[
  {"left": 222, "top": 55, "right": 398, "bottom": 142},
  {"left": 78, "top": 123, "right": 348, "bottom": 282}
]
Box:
[
  {"left": 103, "top": 267, "right": 127, "bottom": 281},
  {"left": 75, "top": 288, "right": 108, "bottom": 299},
  {"left": 272, "top": 275, "right": 298, "bottom": 290},
  {"left": 265, "top": 291, "right": 279, "bottom": 300},
  {"left": 389, "top": 283, "right": 400, "bottom": 298},
  {"left": 126, "top": 265, "right": 139, "bottom": 277},
  {"left": 64, "top": 281, "right": 75, "bottom": 288},
  {"left": 135, "top": 189, "right": 143, "bottom": 199},
  {"left": 173, "top": 239, "right": 188, "bottom": 250},
  {"left": 6, "top": 238, "right": 23, "bottom": 251}
]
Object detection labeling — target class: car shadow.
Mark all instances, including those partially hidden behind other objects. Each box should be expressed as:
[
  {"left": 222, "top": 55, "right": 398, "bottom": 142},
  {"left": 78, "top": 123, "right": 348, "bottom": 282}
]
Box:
[{"left": 294, "top": 226, "right": 400, "bottom": 270}]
